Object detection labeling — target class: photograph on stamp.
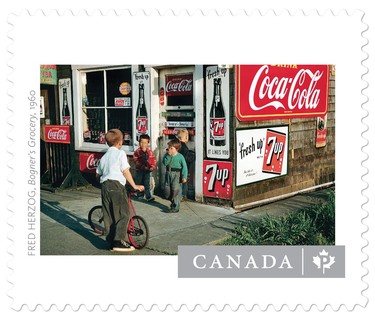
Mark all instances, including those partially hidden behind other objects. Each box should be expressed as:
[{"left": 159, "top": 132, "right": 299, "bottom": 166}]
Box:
[
  {"left": 4, "top": 5, "right": 370, "bottom": 312},
  {"left": 39, "top": 64, "right": 335, "bottom": 256}
]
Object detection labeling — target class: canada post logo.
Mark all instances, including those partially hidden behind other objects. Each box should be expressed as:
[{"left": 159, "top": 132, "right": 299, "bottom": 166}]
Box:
[{"left": 178, "top": 246, "right": 345, "bottom": 278}]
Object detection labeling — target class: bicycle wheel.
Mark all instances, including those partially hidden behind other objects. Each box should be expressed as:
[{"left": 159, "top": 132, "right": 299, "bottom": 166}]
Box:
[
  {"left": 128, "top": 215, "right": 149, "bottom": 249},
  {"left": 88, "top": 205, "right": 105, "bottom": 235}
]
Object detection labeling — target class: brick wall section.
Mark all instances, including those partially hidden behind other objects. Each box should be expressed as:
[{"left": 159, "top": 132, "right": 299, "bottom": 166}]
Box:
[{"left": 231, "top": 68, "right": 335, "bottom": 209}]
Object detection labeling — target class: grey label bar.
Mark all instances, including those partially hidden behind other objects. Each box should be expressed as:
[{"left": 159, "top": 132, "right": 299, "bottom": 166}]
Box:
[{"left": 178, "top": 246, "right": 345, "bottom": 278}]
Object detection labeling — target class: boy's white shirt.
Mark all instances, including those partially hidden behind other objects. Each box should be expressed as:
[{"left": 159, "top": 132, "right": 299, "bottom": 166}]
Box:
[{"left": 96, "top": 146, "right": 130, "bottom": 185}]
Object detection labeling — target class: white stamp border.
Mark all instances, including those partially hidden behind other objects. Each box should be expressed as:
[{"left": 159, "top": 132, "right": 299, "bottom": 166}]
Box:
[{"left": 5, "top": 8, "right": 369, "bottom": 314}]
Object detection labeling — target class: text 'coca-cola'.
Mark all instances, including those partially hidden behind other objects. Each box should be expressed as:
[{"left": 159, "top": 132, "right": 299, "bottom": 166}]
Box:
[{"left": 236, "top": 65, "right": 330, "bottom": 121}]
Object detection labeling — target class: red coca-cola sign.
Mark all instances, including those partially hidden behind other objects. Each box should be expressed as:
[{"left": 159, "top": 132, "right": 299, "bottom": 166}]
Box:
[
  {"left": 79, "top": 152, "right": 104, "bottom": 173},
  {"left": 165, "top": 74, "right": 193, "bottom": 96},
  {"left": 203, "top": 160, "right": 232, "bottom": 199},
  {"left": 44, "top": 125, "right": 70, "bottom": 144},
  {"left": 236, "top": 65, "right": 330, "bottom": 121},
  {"left": 159, "top": 87, "right": 165, "bottom": 106}
]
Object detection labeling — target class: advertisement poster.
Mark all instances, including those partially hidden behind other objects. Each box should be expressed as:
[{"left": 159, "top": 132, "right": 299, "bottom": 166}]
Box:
[
  {"left": 206, "top": 65, "right": 230, "bottom": 159},
  {"left": 316, "top": 114, "right": 328, "bottom": 148},
  {"left": 236, "top": 65, "right": 330, "bottom": 121},
  {"left": 132, "top": 71, "right": 151, "bottom": 145},
  {"left": 44, "top": 125, "right": 70, "bottom": 144},
  {"left": 165, "top": 74, "right": 193, "bottom": 97},
  {"left": 40, "top": 96, "right": 45, "bottom": 118},
  {"left": 58, "top": 78, "right": 72, "bottom": 125},
  {"left": 40, "top": 65, "right": 57, "bottom": 85},
  {"left": 236, "top": 126, "right": 289, "bottom": 186},
  {"left": 203, "top": 160, "right": 232, "bottom": 199},
  {"left": 79, "top": 152, "right": 103, "bottom": 173}
]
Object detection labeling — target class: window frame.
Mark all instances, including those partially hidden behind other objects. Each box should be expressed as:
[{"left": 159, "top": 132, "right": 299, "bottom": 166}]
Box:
[{"left": 73, "top": 65, "right": 136, "bottom": 153}]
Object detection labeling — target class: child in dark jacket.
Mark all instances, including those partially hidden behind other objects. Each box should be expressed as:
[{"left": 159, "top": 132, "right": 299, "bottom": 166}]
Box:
[
  {"left": 176, "top": 128, "right": 195, "bottom": 201},
  {"left": 133, "top": 134, "right": 157, "bottom": 202}
]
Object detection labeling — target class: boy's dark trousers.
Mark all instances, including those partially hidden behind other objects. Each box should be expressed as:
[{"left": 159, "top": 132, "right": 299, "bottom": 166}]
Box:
[
  {"left": 101, "top": 180, "right": 130, "bottom": 245},
  {"left": 164, "top": 171, "right": 182, "bottom": 210},
  {"left": 135, "top": 170, "right": 152, "bottom": 199}
]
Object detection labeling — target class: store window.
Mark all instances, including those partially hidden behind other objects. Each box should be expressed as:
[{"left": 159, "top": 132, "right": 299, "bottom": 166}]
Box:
[{"left": 81, "top": 66, "right": 133, "bottom": 147}]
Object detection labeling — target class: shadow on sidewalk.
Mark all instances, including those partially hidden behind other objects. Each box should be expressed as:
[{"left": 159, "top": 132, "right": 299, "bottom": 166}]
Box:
[
  {"left": 130, "top": 195, "right": 170, "bottom": 212},
  {"left": 41, "top": 200, "right": 109, "bottom": 251}
]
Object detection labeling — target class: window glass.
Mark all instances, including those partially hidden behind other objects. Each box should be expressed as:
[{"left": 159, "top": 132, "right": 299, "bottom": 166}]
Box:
[
  {"left": 81, "top": 67, "right": 133, "bottom": 146},
  {"left": 83, "top": 108, "right": 106, "bottom": 143},
  {"left": 106, "top": 68, "right": 132, "bottom": 107},
  {"left": 86, "top": 71, "right": 104, "bottom": 106},
  {"left": 108, "top": 108, "right": 133, "bottom": 145}
]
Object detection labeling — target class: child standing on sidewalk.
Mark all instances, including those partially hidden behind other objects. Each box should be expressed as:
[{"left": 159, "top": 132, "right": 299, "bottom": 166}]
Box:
[
  {"left": 133, "top": 134, "right": 156, "bottom": 202},
  {"left": 96, "top": 129, "right": 144, "bottom": 252},
  {"left": 162, "top": 139, "right": 188, "bottom": 213},
  {"left": 176, "top": 128, "right": 195, "bottom": 201}
]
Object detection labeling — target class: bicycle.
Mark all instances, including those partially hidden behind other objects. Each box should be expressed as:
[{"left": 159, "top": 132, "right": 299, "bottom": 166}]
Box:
[{"left": 88, "top": 185, "right": 149, "bottom": 249}]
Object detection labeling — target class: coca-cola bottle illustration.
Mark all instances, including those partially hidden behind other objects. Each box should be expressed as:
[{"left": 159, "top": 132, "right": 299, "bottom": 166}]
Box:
[
  {"left": 62, "top": 88, "right": 71, "bottom": 125},
  {"left": 83, "top": 129, "right": 91, "bottom": 142},
  {"left": 136, "top": 83, "right": 148, "bottom": 141},
  {"left": 209, "top": 78, "right": 226, "bottom": 146}
]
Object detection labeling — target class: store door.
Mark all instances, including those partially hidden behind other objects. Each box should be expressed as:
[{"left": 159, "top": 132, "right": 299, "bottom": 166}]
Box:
[{"left": 158, "top": 66, "right": 196, "bottom": 200}]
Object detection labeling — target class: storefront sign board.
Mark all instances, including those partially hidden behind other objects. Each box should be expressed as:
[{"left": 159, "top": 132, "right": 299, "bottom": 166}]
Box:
[
  {"left": 114, "top": 97, "right": 131, "bottom": 107},
  {"left": 236, "top": 65, "right": 330, "bottom": 121},
  {"left": 203, "top": 160, "right": 232, "bottom": 199},
  {"left": 162, "top": 129, "right": 195, "bottom": 136},
  {"left": 79, "top": 152, "right": 103, "bottom": 173},
  {"left": 205, "top": 66, "right": 230, "bottom": 159},
  {"left": 236, "top": 126, "right": 288, "bottom": 186},
  {"left": 316, "top": 114, "right": 328, "bottom": 148},
  {"left": 161, "top": 111, "right": 195, "bottom": 118},
  {"left": 40, "top": 96, "right": 45, "bottom": 118},
  {"left": 159, "top": 87, "right": 165, "bottom": 106},
  {"left": 165, "top": 74, "right": 193, "bottom": 96},
  {"left": 58, "top": 78, "right": 72, "bottom": 125},
  {"left": 166, "top": 121, "right": 195, "bottom": 128},
  {"left": 40, "top": 65, "right": 57, "bottom": 85},
  {"left": 119, "top": 82, "right": 131, "bottom": 95},
  {"left": 44, "top": 125, "right": 70, "bottom": 144},
  {"left": 133, "top": 71, "right": 151, "bottom": 144}
]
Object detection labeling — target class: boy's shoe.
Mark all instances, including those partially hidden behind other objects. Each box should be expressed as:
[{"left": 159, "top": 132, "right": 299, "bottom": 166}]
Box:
[
  {"left": 169, "top": 208, "right": 179, "bottom": 213},
  {"left": 146, "top": 196, "right": 155, "bottom": 202},
  {"left": 111, "top": 240, "right": 135, "bottom": 252}
]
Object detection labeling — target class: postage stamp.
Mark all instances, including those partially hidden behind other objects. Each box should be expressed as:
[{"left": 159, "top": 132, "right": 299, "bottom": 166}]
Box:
[{"left": 4, "top": 4, "right": 370, "bottom": 318}]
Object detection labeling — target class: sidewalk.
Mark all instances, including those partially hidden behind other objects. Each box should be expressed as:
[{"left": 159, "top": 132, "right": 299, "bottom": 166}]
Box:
[{"left": 40, "top": 185, "right": 333, "bottom": 255}]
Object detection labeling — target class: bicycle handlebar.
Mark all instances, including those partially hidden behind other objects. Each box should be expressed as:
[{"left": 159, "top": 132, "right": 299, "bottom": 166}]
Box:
[{"left": 125, "top": 184, "right": 137, "bottom": 195}]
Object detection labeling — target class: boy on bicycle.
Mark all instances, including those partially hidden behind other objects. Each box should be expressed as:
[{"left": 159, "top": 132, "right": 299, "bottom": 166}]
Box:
[{"left": 96, "top": 129, "right": 144, "bottom": 252}]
